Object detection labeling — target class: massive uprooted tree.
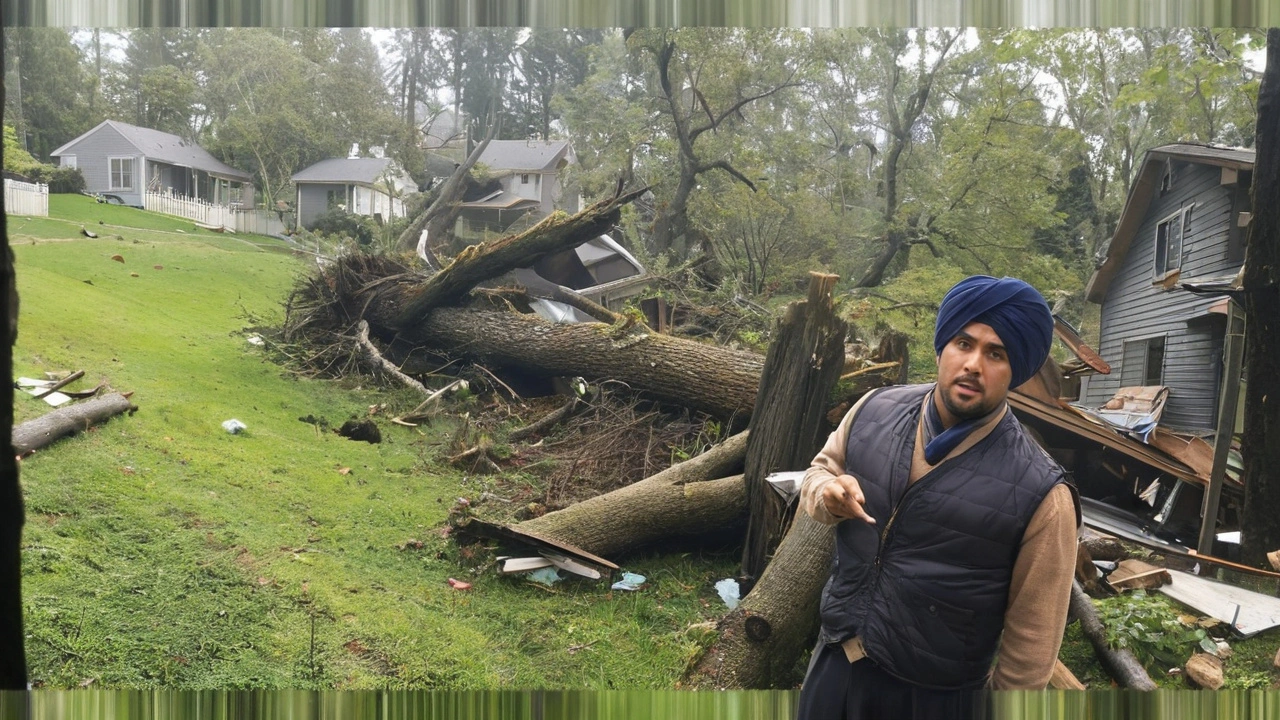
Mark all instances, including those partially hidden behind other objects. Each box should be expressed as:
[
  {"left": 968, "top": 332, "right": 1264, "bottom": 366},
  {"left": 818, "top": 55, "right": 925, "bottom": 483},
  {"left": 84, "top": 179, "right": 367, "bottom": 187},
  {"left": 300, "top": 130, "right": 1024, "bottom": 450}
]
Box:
[{"left": 280, "top": 184, "right": 912, "bottom": 688}]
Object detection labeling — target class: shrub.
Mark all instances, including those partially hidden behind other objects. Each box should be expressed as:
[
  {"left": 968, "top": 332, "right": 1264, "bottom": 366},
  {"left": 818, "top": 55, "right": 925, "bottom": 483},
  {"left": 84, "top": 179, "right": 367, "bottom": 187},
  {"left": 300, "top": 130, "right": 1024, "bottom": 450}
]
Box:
[
  {"left": 309, "top": 208, "right": 377, "bottom": 246},
  {"left": 27, "top": 165, "right": 86, "bottom": 194}
]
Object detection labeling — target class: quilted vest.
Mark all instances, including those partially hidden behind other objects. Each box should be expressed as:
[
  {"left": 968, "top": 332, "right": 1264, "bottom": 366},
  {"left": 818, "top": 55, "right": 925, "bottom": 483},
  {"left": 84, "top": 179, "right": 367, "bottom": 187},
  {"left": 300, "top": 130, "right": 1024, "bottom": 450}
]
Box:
[{"left": 818, "top": 383, "right": 1070, "bottom": 689}]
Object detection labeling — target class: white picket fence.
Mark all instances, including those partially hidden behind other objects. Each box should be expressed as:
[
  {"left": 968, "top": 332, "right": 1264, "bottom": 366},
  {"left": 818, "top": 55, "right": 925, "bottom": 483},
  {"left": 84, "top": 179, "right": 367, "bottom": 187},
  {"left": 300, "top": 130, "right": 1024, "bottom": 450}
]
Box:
[
  {"left": 4, "top": 179, "right": 49, "bottom": 216},
  {"left": 143, "top": 191, "right": 288, "bottom": 236}
]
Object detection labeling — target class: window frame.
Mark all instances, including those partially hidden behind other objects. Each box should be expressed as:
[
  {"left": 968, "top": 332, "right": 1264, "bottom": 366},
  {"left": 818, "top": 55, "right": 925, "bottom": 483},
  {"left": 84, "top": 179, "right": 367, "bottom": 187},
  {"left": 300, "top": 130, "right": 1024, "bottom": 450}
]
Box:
[
  {"left": 1121, "top": 335, "right": 1167, "bottom": 388},
  {"left": 108, "top": 156, "right": 135, "bottom": 191},
  {"left": 1153, "top": 204, "right": 1193, "bottom": 281}
]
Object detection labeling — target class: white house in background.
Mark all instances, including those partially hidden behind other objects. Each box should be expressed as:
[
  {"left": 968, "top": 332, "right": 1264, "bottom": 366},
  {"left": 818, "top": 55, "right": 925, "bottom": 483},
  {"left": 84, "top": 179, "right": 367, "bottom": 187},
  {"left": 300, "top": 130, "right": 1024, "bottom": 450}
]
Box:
[
  {"left": 50, "top": 119, "right": 254, "bottom": 209},
  {"left": 291, "top": 157, "right": 417, "bottom": 230},
  {"left": 460, "top": 140, "right": 577, "bottom": 232}
]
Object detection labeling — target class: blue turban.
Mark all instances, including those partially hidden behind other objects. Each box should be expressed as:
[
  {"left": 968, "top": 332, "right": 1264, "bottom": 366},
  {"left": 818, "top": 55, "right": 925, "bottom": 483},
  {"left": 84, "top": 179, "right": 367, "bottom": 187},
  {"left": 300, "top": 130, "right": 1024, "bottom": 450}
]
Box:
[{"left": 933, "top": 276, "right": 1054, "bottom": 389}]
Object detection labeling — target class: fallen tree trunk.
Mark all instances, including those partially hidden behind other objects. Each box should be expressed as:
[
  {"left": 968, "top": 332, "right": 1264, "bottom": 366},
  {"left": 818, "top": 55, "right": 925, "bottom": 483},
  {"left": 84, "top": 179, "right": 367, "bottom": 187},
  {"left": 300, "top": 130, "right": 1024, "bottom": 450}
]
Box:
[
  {"left": 684, "top": 512, "right": 835, "bottom": 689},
  {"left": 395, "top": 307, "right": 765, "bottom": 422},
  {"left": 392, "top": 186, "right": 649, "bottom": 327},
  {"left": 1068, "top": 580, "right": 1157, "bottom": 690},
  {"left": 13, "top": 393, "right": 135, "bottom": 455},
  {"left": 513, "top": 431, "right": 750, "bottom": 557}
]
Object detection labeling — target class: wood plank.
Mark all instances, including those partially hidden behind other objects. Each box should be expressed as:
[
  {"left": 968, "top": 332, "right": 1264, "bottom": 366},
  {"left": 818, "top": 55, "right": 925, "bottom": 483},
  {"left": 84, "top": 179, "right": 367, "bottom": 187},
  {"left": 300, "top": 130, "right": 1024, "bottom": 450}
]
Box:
[
  {"left": 461, "top": 518, "right": 619, "bottom": 573},
  {"left": 1107, "top": 559, "right": 1171, "bottom": 591}
]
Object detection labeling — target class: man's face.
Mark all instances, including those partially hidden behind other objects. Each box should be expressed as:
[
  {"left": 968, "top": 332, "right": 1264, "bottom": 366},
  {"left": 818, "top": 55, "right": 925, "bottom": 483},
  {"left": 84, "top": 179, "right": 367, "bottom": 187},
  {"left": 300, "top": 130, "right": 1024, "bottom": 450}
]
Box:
[{"left": 934, "top": 322, "right": 1013, "bottom": 426}]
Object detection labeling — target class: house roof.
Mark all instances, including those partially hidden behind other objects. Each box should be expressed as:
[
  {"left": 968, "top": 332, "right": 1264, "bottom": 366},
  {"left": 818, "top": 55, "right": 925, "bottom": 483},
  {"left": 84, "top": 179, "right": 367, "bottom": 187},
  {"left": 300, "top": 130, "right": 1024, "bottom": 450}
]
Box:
[
  {"left": 1085, "top": 143, "right": 1255, "bottom": 303},
  {"left": 51, "top": 120, "right": 253, "bottom": 183},
  {"left": 476, "top": 140, "right": 572, "bottom": 173},
  {"left": 292, "top": 157, "right": 400, "bottom": 185},
  {"left": 459, "top": 190, "right": 540, "bottom": 210}
]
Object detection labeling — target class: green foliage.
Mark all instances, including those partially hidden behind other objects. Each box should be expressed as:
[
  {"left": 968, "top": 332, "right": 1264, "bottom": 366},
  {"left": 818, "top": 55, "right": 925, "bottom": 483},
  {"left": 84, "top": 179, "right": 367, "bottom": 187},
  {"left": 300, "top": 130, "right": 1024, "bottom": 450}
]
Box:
[
  {"left": 309, "top": 208, "right": 378, "bottom": 246},
  {"left": 3, "top": 28, "right": 96, "bottom": 161},
  {"left": 26, "top": 164, "right": 87, "bottom": 194},
  {"left": 1097, "top": 590, "right": 1217, "bottom": 673},
  {"left": 3, "top": 124, "right": 43, "bottom": 174}
]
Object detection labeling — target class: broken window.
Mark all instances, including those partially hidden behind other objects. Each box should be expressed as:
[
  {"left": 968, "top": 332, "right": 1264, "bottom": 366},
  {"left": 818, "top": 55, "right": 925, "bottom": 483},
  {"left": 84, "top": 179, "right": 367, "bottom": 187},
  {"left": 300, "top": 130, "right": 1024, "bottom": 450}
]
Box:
[
  {"left": 1154, "top": 205, "right": 1191, "bottom": 279},
  {"left": 1122, "top": 336, "right": 1166, "bottom": 387}
]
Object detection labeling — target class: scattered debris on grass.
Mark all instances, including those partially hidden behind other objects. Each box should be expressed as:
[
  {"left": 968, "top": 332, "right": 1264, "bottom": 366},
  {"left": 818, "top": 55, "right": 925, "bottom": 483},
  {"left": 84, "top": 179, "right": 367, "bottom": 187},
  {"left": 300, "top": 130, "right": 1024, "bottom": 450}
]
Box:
[{"left": 222, "top": 419, "right": 247, "bottom": 434}]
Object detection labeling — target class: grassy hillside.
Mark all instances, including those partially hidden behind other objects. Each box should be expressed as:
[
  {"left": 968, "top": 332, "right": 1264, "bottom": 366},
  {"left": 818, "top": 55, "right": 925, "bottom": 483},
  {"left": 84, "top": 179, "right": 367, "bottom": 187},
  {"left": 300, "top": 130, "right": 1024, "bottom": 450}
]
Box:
[{"left": 10, "top": 196, "right": 738, "bottom": 690}]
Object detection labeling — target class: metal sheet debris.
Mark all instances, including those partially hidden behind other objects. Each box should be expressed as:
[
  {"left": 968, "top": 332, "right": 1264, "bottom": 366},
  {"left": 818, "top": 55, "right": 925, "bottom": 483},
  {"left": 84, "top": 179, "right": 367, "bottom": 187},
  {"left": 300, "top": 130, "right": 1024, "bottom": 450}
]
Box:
[{"left": 1159, "top": 568, "right": 1280, "bottom": 637}]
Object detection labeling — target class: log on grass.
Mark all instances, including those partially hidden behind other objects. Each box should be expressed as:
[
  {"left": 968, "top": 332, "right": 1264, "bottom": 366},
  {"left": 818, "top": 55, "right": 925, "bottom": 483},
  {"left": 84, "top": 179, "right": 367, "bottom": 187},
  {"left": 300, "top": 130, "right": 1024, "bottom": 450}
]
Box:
[
  {"left": 13, "top": 393, "right": 135, "bottom": 455},
  {"left": 514, "top": 431, "right": 750, "bottom": 557},
  {"left": 683, "top": 512, "right": 835, "bottom": 689},
  {"left": 1068, "top": 580, "right": 1157, "bottom": 690}
]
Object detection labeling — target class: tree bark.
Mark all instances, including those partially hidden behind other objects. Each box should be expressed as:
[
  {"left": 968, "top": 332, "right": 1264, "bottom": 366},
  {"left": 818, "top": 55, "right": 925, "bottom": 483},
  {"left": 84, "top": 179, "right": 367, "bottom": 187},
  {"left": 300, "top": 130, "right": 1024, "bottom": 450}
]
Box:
[
  {"left": 684, "top": 512, "right": 835, "bottom": 689},
  {"left": 740, "top": 273, "right": 846, "bottom": 580},
  {"left": 1068, "top": 580, "right": 1157, "bottom": 690},
  {"left": 515, "top": 431, "right": 750, "bottom": 557},
  {"left": 1240, "top": 29, "right": 1280, "bottom": 568},
  {"left": 388, "top": 307, "right": 765, "bottom": 422},
  {"left": 12, "top": 393, "right": 136, "bottom": 455}
]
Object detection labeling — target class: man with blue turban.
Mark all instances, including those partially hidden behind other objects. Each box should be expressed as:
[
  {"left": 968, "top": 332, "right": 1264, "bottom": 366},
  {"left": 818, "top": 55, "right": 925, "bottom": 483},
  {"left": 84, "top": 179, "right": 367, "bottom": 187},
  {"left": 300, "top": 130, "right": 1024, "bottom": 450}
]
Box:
[{"left": 796, "top": 276, "right": 1080, "bottom": 720}]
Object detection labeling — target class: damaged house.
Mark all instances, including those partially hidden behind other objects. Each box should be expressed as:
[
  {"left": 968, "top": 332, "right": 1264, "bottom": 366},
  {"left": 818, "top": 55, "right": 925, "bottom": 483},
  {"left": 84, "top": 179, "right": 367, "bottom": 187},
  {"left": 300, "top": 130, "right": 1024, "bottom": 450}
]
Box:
[{"left": 1013, "top": 144, "right": 1254, "bottom": 561}]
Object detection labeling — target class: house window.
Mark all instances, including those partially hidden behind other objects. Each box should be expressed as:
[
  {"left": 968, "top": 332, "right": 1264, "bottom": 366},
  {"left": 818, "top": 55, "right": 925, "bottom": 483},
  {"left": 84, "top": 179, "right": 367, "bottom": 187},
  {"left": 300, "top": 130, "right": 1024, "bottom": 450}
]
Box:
[
  {"left": 62, "top": 156, "right": 77, "bottom": 169},
  {"left": 109, "top": 157, "right": 134, "bottom": 190},
  {"left": 1153, "top": 205, "right": 1192, "bottom": 279},
  {"left": 521, "top": 174, "right": 530, "bottom": 184},
  {"left": 1122, "top": 336, "right": 1166, "bottom": 387}
]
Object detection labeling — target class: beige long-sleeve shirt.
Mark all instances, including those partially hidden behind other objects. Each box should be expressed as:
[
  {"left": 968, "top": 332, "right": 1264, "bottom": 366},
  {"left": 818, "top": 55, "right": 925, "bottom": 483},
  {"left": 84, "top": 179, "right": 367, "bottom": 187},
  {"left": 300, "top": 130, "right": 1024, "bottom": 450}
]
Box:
[{"left": 801, "top": 391, "right": 1079, "bottom": 690}]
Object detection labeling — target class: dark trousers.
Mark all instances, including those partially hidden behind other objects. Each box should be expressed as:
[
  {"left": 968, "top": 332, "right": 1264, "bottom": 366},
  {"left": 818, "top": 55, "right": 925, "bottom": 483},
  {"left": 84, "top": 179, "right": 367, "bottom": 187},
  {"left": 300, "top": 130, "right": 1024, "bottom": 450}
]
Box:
[{"left": 796, "top": 643, "right": 987, "bottom": 720}]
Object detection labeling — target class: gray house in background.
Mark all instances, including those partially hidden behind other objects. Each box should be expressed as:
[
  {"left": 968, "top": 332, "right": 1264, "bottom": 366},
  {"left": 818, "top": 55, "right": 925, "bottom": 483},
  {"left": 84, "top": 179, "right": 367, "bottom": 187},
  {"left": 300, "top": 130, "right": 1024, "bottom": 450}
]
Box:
[
  {"left": 292, "top": 157, "right": 417, "bottom": 230},
  {"left": 460, "top": 140, "right": 576, "bottom": 232},
  {"left": 50, "top": 120, "right": 254, "bottom": 208},
  {"left": 1081, "top": 144, "right": 1254, "bottom": 433}
]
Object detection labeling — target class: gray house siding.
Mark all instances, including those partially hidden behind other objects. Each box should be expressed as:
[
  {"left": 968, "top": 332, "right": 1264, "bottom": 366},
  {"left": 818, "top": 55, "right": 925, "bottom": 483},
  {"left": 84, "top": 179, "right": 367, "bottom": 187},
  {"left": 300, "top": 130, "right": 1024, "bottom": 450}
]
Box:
[
  {"left": 297, "top": 183, "right": 346, "bottom": 229},
  {"left": 60, "top": 124, "right": 144, "bottom": 206},
  {"left": 1083, "top": 161, "right": 1240, "bottom": 432}
]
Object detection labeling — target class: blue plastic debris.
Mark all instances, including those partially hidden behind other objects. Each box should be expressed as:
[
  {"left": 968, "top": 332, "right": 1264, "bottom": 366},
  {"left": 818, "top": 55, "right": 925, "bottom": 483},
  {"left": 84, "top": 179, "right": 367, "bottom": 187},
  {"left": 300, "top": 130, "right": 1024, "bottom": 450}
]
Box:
[
  {"left": 715, "top": 578, "right": 740, "bottom": 610},
  {"left": 527, "top": 567, "right": 562, "bottom": 586},
  {"left": 611, "top": 572, "right": 647, "bottom": 591}
]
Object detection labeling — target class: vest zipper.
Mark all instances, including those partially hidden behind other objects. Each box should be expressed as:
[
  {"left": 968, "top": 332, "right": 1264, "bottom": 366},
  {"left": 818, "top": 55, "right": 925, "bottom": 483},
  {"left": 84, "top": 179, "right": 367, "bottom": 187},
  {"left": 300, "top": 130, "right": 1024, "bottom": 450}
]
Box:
[{"left": 873, "top": 457, "right": 955, "bottom": 568}]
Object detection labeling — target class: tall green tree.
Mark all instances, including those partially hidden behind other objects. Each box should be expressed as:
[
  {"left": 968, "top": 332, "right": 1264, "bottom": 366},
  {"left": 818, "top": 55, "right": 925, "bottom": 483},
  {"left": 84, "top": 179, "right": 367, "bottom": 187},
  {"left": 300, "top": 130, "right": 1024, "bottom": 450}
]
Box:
[
  {"left": 2, "top": 28, "right": 94, "bottom": 160},
  {"left": 632, "top": 28, "right": 803, "bottom": 258}
]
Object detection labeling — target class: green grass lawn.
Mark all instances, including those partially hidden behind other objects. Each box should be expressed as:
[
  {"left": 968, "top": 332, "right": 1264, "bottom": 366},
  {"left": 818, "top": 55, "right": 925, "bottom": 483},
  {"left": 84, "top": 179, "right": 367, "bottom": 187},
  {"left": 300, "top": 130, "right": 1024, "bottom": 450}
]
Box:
[{"left": 10, "top": 196, "right": 738, "bottom": 690}]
